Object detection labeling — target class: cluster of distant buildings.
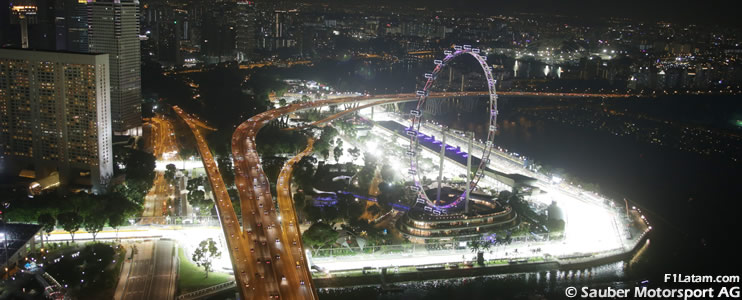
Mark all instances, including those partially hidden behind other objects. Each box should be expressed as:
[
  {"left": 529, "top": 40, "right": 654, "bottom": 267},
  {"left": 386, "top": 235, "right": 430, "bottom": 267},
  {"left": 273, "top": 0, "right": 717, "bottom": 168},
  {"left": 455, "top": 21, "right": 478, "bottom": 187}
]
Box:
[
  {"left": 1, "top": 0, "right": 143, "bottom": 194},
  {"left": 2, "top": 0, "right": 741, "bottom": 195}
]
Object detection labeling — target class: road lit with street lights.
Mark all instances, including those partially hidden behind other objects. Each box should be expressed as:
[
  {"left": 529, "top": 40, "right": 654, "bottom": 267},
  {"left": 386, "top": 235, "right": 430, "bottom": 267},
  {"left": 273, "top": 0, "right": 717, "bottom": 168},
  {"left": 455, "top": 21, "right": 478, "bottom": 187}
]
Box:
[{"left": 141, "top": 116, "right": 180, "bottom": 225}]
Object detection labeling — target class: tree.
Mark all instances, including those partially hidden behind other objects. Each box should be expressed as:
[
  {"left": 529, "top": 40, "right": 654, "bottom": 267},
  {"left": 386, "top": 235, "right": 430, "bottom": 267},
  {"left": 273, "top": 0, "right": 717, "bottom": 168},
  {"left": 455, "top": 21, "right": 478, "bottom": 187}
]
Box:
[
  {"left": 114, "top": 179, "right": 150, "bottom": 205},
  {"left": 186, "top": 177, "right": 205, "bottom": 193},
  {"left": 104, "top": 192, "right": 140, "bottom": 239},
  {"left": 57, "top": 212, "right": 83, "bottom": 242},
  {"left": 85, "top": 213, "right": 107, "bottom": 242},
  {"left": 380, "top": 164, "right": 396, "bottom": 182},
  {"left": 217, "top": 156, "right": 235, "bottom": 187},
  {"left": 123, "top": 149, "right": 156, "bottom": 185},
  {"left": 293, "top": 192, "right": 306, "bottom": 210},
  {"left": 188, "top": 190, "right": 212, "bottom": 215},
  {"left": 293, "top": 156, "right": 316, "bottom": 190},
  {"left": 164, "top": 164, "right": 177, "bottom": 185},
  {"left": 37, "top": 213, "right": 56, "bottom": 247},
  {"left": 302, "top": 222, "right": 338, "bottom": 249},
  {"left": 367, "top": 204, "right": 381, "bottom": 218},
  {"left": 469, "top": 239, "right": 482, "bottom": 254},
  {"left": 320, "top": 149, "right": 330, "bottom": 162},
  {"left": 348, "top": 147, "right": 361, "bottom": 163},
  {"left": 192, "top": 238, "right": 221, "bottom": 278},
  {"left": 278, "top": 98, "right": 287, "bottom": 107},
  {"left": 333, "top": 146, "right": 344, "bottom": 163}
]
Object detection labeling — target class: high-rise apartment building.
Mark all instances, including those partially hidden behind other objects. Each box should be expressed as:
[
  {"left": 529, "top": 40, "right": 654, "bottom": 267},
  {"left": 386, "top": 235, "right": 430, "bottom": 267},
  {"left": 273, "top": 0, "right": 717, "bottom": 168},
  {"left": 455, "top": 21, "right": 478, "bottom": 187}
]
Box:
[
  {"left": 88, "top": 0, "right": 141, "bottom": 133},
  {"left": 235, "top": 0, "right": 256, "bottom": 62},
  {"left": 0, "top": 49, "right": 113, "bottom": 194}
]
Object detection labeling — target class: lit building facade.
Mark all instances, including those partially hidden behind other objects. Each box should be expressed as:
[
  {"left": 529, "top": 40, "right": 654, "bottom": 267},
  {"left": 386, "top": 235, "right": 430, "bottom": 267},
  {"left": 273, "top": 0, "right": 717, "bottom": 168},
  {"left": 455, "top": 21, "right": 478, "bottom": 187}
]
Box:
[
  {"left": 235, "top": 0, "right": 256, "bottom": 61},
  {"left": 0, "top": 49, "right": 113, "bottom": 194},
  {"left": 88, "top": 0, "right": 141, "bottom": 133}
]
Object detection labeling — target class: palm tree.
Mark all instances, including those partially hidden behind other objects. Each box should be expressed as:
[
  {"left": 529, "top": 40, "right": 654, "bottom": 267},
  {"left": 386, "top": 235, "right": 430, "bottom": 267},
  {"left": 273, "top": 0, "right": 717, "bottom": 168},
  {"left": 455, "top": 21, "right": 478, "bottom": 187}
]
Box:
[
  {"left": 469, "top": 240, "right": 481, "bottom": 253},
  {"left": 481, "top": 239, "right": 493, "bottom": 253}
]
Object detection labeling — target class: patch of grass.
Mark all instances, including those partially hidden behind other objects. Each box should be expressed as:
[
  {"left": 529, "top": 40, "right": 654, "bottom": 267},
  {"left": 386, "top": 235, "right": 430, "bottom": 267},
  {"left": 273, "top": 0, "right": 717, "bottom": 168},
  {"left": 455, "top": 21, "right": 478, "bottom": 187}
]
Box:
[{"left": 177, "top": 247, "right": 233, "bottom": 294}]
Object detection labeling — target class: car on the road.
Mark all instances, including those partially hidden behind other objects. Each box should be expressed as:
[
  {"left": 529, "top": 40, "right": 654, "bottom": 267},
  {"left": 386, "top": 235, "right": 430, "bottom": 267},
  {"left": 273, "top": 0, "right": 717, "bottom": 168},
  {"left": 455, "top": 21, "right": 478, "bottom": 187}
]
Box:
[
  {"left": 295, "top": 261, "right": 300, "bottom": 268},
  {"left": 275, "top": 238, "right": 280, "bottom": 244},
  {"left": 275, "top": 254, "right": 280, "bottom": 260},
  {"left": 300, "top": 280, "right": 305, "bottom": 285}
]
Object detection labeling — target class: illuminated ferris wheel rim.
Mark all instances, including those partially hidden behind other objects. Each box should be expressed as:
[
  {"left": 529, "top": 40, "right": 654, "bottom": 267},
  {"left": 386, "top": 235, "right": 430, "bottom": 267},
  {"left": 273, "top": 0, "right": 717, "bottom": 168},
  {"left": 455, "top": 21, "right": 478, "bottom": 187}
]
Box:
[{"left": 407, "top": 45, "right": 498, "bottom": 211}]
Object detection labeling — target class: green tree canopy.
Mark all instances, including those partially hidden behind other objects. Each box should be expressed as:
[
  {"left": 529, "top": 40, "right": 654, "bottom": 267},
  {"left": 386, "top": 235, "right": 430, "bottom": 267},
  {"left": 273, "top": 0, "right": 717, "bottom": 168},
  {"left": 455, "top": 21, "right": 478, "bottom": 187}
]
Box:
[
  {"left": 192, "top": 238, "right": 221, "bottom": 278},
  {"left": 348, "top": 147, "right": 361, "bottom": 163},
  {"left": 123, "top": 149, "right": 156, "bottom": 185},
  {"left": 302, "top": 222, "right": 338, "bottom": 249},
  {"left": 57, "top": 211, "right": 83, "bottom": 242},
  {"left": 164, "top": 163, "right": 177, "bottom": 185}
]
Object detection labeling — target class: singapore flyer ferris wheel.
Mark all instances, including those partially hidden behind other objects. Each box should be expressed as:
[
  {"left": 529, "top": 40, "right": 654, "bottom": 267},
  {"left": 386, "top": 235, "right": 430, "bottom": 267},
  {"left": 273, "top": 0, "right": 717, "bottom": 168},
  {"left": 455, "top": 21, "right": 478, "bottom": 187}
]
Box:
[{"left": 406, "top": 44, "right": 498, "bottom": 211}]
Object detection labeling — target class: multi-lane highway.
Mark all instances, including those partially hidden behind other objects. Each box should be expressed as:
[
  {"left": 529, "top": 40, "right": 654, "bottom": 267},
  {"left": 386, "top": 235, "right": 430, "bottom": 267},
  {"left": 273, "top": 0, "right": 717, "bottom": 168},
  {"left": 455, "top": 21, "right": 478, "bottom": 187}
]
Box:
[
  {"left": 232, "top": 112, "right": 313, "bottom": 300},
  {"left": 174, "top": 106, "right": 265, "bottom": 299}
]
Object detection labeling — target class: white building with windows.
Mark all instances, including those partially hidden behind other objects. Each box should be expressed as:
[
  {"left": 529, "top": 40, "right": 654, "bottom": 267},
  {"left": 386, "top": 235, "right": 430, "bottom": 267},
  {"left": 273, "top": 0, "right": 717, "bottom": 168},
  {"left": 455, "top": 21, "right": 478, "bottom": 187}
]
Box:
[{"left": 0, "top": 48, "right": 113, "bottom": 194}]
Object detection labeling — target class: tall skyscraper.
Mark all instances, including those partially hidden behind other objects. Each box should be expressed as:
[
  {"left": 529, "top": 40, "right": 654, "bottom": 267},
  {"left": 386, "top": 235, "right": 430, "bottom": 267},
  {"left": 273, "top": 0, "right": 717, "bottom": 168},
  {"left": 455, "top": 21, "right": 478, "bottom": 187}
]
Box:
[
  {"left": 88, "top": 0, "right": 141, "bottom": 134},
  {"left": 235, "top": 0, "right": 256, "bottom": 62},
  {"left": 0, "top": 49, "right": 113, "bottom": 194},
  {"left": 64, "top": 0, "right": 90, "bottom": 53}
]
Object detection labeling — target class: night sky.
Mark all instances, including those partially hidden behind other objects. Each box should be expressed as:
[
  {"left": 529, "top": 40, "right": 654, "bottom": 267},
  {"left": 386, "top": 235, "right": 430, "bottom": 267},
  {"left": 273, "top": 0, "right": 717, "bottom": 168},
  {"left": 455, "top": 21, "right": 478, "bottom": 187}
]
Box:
[{"left": 305, "top": 0, "right": 741, "bottom": 26}]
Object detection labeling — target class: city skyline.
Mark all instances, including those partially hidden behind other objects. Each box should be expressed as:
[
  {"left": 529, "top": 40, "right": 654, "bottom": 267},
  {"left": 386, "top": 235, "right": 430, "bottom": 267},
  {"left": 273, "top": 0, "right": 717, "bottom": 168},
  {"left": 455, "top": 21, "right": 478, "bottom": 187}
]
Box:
[{"left": 0, "top": 0, "right": 739, "bottom": 299}]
